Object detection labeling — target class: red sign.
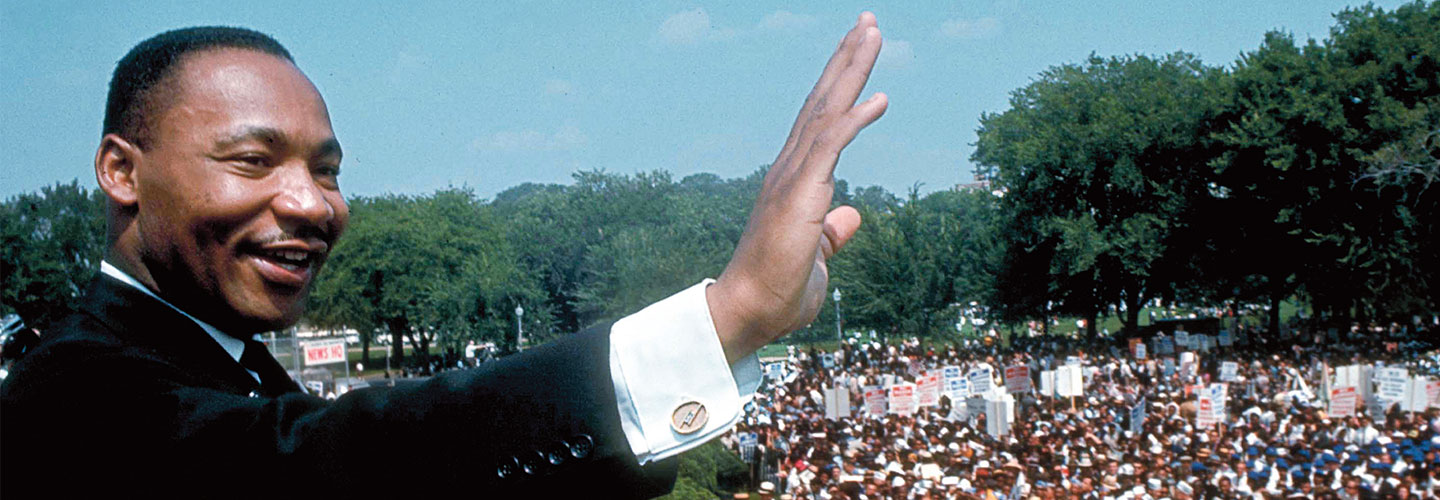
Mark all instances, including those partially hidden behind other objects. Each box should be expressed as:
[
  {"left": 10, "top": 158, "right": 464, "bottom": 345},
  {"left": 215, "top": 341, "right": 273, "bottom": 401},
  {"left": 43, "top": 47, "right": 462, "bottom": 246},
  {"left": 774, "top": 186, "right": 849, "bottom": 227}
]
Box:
[
  {"left": 1330, "top": 386, "right": 1359, "bottom": 418},
  {"left": 1005, "top": 365, "right": 1031, "bottom": 393},
  {"left": 302, "top": 339, "right": 347, "bottom": 366}
]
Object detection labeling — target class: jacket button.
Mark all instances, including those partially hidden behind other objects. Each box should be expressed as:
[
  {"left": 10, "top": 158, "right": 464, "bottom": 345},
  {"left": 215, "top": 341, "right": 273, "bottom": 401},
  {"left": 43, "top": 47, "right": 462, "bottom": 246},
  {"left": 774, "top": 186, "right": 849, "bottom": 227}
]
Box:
[
  {"left": 567, "top": 434, "right": 594, "bottom": 459},
  {"left": 545, "top": 443, "right": 568, "bottom": 466},
  {"left": 520, "top": 451, "right": 545, "bottom": 475},
  {"left": 496, "top": 456, "right": 520, "bottom": 480}
]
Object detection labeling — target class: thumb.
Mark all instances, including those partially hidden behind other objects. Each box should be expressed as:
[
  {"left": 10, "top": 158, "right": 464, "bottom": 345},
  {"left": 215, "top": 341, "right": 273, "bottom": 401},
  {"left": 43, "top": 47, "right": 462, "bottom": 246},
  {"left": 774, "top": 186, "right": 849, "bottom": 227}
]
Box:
[{"left": 820, "top": 205, "right": 862, "bottom": 259}]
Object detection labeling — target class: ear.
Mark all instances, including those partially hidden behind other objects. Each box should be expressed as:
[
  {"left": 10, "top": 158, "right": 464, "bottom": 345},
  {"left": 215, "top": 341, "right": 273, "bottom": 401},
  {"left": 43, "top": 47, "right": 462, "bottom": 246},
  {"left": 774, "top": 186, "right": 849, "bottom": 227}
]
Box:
[{"left": 95, "top": 133, "right": 143, "bottom": 206}]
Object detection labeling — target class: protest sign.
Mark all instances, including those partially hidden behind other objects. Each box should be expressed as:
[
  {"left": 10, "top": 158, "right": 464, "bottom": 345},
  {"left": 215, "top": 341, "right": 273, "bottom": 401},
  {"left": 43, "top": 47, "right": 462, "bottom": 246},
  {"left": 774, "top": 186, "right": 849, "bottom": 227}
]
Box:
[
  {"left": 1377, "top": 367, "right": 1409, "bottom": 401},
  {"left": 917, "top": 372, "right": 942, "bottom": 407},
  {"left": 1162, "top": 358, "right": 1176, "bottom": 378},
  {"left": 1402, "top": 377, "right": 1429, "bottom": 413},
  {"left": 966, "top": 397, "right": 987, "bottom": 426},
  {"left": 968, "top": 367, "right": 994, "bottom": 394},
  {"left": 1056, "top": 365, "right": 1084, "bottom": 397},
  {"left": 1039, "top": 370, "right": 1056, "bottom": 397},
  {"left": 1134, "top": 342, "right": 1147, "bottom": 360},
  {"left": 942, "top": 366, "right": 968, "bottom": 400},
  {"left": 889, "top": 384, "right": 918, "bottom": 416},
  {"left": 907, "top": 358, "right": 924, "bottom": 378},
  {"left": 1175, "top": 331, "right": 1191, "bottom": 350},
  {"left": 1220, "top": 361, "right": 1239, "bottom": 382},
  {"left": 1429, "top": 380, "right": 1440, "bottom": 408},
  {"left": 821, "top": 353, "right": 835, "bottom": 369},
  {"left": 1130, "top": 398, "right": 1147, "bottom": 435},
  {"left": 1005, "top": 365, "right": 1031, "bottom": 393},
  {"left": 986, "top": 397, "right": 1015, "bottom": 438},
  {"left": 739, "top": 432, "right": 758, "bottom": 462},
  {"left": 1065, "top": 356, "right": 1082, "bottom": 367},
  {"left": 823, "top": 386, "right": 851, "bottom": 420},
  {"left": 864, "top": 386, "right": 887, "bottom": 417},
  {"left": 1218, "top": 330, "right": 1233, "bottom": 347},
  {"left": 1329, "top": 386, "right": 1358, "bottom": 418},
  {"left": 1156, "top": 337, "right": 1174, "bottom": 355}
]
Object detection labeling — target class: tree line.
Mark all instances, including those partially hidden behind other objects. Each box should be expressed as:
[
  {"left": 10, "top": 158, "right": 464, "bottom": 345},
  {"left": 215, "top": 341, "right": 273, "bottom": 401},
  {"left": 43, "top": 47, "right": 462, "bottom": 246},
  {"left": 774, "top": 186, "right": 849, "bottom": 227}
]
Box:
[{"left": 4, "top": 2, "right": 1436, "bottom": 367}]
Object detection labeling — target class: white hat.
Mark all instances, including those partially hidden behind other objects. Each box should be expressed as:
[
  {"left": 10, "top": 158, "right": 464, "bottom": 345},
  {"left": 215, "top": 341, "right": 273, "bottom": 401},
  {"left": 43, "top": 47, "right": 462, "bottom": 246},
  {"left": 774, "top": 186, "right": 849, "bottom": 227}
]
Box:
[{"left": 759, "top": 481, "right": 775, "bottom": 493}]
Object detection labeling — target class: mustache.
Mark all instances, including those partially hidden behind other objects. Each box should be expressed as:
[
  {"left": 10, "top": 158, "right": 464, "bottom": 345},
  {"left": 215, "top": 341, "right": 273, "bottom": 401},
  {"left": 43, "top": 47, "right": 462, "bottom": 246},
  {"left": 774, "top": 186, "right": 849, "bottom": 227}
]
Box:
[{"left": 251, "top": 226, "right": 336, "bottom": 247}]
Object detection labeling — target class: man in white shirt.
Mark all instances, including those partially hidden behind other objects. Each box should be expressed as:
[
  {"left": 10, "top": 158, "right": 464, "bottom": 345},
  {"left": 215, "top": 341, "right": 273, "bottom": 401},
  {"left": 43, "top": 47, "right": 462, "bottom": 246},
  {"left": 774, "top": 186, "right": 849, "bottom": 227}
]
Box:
[{"left": 0, "top": 12, "right": 889, "bottom": 499}]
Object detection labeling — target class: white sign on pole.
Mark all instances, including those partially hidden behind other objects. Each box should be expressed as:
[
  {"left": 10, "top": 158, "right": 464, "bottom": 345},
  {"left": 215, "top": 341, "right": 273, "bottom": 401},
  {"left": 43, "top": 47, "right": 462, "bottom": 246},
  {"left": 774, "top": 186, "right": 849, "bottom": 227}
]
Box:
[
  {"left": 1402, "top": 377, "right": 1430, "bottom": 413},
  {"left": 917, "top": 372, "right": 942, "bottom": 407},
  {"left": 1134, "top": 342, "right": 1147, "bottom": 360},
  {"left": 986, "top": 398, "right": 1015, "bottom": 438},
  {"left": 889, "top": 384, "right": 918, "bottom": 416},
  {"left": 823, "top": 386, "right": 851, "bottom": 420},
  {"left": 1220, "top": 361, "right": 1239, "bottom": 382},
  {"left": 864, "top": 386, "right": 887, "bottom": 417},
  {"left": 1065, "top": 356, "right": 1082, "bottom": 367},
  {"left": 966, "top": 397, "right": 987, "bottom": 426},
  {"left": 942, "top": 366, "right": 968, "bottom": 400},
  {"left": 1039, "top": 370, "right": 1056, "bottom": 397},
  {"left": 1130, "top": 398, "right": 1147, "bottom": 435},
  {"left": 1329, "top": 386, "right": 1359, "bottom": 418},
  {"left": 821, "top": 353, "right": 835, "bottom": 369},
  {"left": 1055, "top": 365, "right": 1084, "bottom": 397},
  {"left": 1377, "top": 367, "right": 1409, "bottom": 401},
  {"left": 968, "top": 367, "right": 994, "bottom": 394},
  {"left": 301, "top": 339, "right": 347, "bottom": 366},
  {"left": 1005, "top": 365, "right": 1032, "bottom": 393}
]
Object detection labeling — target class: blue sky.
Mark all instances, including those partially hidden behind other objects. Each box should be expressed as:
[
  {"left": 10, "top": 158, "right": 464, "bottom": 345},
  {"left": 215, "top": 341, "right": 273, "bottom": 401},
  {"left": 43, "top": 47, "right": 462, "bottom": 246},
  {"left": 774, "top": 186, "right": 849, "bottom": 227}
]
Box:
[{"left": 0, "top": 1, "right": 1412, "bottom": 200}]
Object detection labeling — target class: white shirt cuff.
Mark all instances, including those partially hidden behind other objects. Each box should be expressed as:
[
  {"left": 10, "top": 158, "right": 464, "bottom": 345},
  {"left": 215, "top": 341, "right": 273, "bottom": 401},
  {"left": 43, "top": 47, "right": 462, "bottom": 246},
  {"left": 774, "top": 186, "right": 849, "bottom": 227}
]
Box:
[{"left": 609, "top": 279, "right": 761, "bottom": 464}]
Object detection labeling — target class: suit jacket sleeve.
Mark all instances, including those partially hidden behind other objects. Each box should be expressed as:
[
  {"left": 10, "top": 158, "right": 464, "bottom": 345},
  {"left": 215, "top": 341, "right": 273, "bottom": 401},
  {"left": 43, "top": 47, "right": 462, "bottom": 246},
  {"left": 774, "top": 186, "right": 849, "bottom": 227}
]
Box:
[{"left": 0, "top": 276, "right": 676, "bottom": 499}]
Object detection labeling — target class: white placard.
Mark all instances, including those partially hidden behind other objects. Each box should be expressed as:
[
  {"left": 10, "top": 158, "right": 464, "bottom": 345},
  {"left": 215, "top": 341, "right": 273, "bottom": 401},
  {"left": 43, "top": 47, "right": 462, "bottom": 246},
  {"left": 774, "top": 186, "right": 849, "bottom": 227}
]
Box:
[
  {"left": 1220, "top": 361, "right": 1239, "bottom": 382},
  {"left": 889, "top": 384, "right": 918, "bottom": 416},
  {"left": 301, "top": 339, "right": 347, "bottom": 366},
  {"left": 1005, "top": 365, "right": 1031, "bottom": 393},
  {"left": 864, "top": 386, "right": 887, "bottom": 417},
  {"left": 968, "top": 367, "right": 994, "bottom": 394},
  {"left": 918, "top": 372, "right": 942, "bottom": 407},
  {"left": 824, "top": 386, "right": 851, "bottom": 420},
  {"left": 1056, "top": 365, "right": 1084, "bottom": 397}
]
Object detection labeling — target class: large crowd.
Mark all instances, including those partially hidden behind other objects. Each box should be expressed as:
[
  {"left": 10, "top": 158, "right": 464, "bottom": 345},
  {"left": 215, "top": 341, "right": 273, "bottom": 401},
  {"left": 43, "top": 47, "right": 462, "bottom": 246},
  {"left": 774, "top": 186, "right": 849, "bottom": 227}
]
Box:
[{"left": 725, "top": 320, "right": 1440, "bottom": 499}]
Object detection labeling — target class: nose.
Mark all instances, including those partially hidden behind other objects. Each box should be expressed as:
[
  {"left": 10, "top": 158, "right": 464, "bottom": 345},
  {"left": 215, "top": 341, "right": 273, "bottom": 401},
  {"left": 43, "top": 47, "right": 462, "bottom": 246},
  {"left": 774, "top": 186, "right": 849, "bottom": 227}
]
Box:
[{"left": 272, "top": 164, "right": 335, "bottom": 229}]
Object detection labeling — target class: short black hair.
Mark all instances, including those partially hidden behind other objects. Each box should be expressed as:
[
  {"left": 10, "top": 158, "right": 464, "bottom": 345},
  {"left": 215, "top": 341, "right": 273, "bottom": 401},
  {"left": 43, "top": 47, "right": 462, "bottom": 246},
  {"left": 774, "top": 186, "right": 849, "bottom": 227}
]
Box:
[{"left": 104, "top": 26, "right": 294, "bottom": 148}]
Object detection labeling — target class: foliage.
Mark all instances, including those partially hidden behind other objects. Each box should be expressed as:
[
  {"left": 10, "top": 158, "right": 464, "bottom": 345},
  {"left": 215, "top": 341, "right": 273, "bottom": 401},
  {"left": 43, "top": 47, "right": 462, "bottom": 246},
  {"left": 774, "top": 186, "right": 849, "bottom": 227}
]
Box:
[{"left": 0, "top": 181, "right": 107, "bottom": 328}]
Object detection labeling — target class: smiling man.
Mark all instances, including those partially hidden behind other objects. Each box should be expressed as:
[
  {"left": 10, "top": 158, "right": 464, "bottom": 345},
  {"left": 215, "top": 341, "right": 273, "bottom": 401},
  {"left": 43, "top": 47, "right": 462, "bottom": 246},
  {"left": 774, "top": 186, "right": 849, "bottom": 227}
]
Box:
[{"left": 1, "top": 15, "right": 886, "bottom": 499}]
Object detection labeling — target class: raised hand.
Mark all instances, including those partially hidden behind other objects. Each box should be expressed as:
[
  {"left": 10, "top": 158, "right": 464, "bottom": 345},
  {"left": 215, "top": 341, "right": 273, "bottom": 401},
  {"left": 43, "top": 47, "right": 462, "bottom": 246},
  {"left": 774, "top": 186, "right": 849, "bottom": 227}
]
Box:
[{"left": 707, "top": 12, "right": 888, "bottom": 363}]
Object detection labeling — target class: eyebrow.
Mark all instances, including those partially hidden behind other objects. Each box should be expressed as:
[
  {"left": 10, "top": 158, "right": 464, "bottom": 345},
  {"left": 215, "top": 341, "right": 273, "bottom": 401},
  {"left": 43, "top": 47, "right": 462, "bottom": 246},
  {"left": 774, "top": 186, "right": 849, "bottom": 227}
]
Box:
[{"left": 214, "top": 126, "right": 343, "bottom": 160}]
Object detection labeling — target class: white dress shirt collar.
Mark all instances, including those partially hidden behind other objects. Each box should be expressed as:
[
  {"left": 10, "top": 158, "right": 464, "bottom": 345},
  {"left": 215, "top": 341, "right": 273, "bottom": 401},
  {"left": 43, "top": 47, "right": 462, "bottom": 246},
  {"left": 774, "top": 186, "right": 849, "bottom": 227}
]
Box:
[{"left": 99, "top": 261, "right": 251, "bottom": 363}]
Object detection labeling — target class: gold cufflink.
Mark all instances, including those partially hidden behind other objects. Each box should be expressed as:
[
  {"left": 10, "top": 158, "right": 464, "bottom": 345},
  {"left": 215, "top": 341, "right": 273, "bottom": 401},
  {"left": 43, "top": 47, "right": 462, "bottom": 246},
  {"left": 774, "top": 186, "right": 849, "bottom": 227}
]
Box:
[{"left": 671, "top": 401, "right": 708, "bottom": 434}]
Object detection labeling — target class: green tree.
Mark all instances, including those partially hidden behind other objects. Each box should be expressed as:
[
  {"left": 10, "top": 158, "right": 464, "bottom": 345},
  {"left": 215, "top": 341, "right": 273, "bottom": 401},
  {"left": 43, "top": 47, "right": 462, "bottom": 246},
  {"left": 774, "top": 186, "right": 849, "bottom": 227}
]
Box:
[{"left": 0, "top": 181, "right": 107, "bottom": 329}]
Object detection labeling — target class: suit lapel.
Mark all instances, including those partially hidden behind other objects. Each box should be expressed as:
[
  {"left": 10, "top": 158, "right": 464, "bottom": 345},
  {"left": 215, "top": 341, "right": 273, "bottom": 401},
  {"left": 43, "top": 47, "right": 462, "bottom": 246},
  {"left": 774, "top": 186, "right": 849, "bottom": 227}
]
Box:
[{"left": 80, "top": 275, "right": 264, "bottom": 395}]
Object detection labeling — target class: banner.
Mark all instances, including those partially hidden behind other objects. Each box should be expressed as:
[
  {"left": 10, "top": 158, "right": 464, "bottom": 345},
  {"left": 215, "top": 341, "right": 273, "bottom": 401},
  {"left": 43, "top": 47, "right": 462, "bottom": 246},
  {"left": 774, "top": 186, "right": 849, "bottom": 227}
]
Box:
[
  {"left": 1329, "top": 386, "right": 1358, "bottom": 418},
  {"left": 823, "top": 386, "right": 851, "bottom": 420},
  {"left": 864, "top": 386, "right": 887, "bottom": 417},
  {"left": 889, "top": 384, "right": 918, "bottom": 416},
  {"left": 1219, "top": 361, "right": 1239, "bottom": 382},
  {"left": 917, "top": 372, "right": 942, "bottom": 407},
  {"left": 1005, "top": 365, "right": 1032, "bottom": 393},
  {"left": 968, "top": 367, "right": 994, "bottom": 394},
  {"left": 301, "top": 339, "right": 346, "bottom": 366}
]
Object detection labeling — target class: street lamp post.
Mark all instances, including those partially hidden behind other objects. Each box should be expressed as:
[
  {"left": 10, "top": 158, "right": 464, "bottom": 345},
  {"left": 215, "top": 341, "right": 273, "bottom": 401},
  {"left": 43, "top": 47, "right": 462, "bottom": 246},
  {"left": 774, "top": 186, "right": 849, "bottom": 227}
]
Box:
[
  {"left": 832, "top": 288, "right": 842, "bottom": 342},
  {"left": 515, "top": 305, "right": 525, "bottom": 351}
]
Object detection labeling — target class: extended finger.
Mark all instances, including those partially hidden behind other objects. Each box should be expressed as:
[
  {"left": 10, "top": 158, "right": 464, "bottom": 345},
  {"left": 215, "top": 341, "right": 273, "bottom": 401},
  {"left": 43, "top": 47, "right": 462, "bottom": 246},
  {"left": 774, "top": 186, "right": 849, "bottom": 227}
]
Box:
[
  {"left": 788, "top": 26, "right": 883, "bottom": 162},
  {"left": 824, "top": 26, "right": 884, "bottom": 128},
  {"left": 780, "top": 13, "right": 877, "bottom": 159},
  {"left": 800, "top": 92, "right": 888, "bottom": 183}
]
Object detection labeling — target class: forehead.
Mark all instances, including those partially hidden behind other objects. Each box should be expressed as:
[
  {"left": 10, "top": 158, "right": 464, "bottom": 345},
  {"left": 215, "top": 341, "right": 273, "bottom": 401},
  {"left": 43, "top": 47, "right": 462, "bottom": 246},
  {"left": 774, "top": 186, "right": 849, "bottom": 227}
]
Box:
[{"left": 157, "top": 48, "right": 333, "bottom": 143}]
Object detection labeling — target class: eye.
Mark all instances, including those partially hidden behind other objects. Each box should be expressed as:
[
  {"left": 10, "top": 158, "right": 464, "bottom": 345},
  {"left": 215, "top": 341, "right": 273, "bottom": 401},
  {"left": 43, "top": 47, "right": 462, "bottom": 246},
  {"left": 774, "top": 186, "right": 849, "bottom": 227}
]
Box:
[{"left": 233, "top": 154, "right": 270, "bottom": 167}]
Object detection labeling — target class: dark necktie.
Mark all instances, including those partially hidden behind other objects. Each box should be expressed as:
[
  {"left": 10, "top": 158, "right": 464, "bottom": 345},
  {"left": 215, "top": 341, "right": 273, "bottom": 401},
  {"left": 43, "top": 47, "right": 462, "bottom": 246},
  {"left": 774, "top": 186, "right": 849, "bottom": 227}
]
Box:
[{"left": 239, "top": 338, "right": 300, "bottom": 396}]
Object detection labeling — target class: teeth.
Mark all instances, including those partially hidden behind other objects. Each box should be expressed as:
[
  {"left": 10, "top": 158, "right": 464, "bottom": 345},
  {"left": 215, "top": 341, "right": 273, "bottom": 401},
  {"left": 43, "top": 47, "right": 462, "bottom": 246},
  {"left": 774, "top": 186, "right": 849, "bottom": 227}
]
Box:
[{"left": 263, "top": 250, "right": 310, "bottom": 264}]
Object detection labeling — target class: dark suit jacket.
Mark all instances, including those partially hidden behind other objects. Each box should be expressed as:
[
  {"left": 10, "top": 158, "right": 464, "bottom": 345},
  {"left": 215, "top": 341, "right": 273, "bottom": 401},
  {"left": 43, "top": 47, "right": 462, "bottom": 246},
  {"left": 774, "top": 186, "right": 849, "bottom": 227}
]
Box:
[{"left": 1, "top": 275, "right": 676, "bottom": 498}]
